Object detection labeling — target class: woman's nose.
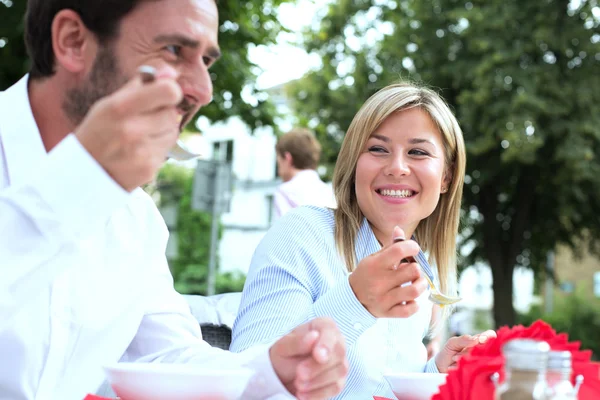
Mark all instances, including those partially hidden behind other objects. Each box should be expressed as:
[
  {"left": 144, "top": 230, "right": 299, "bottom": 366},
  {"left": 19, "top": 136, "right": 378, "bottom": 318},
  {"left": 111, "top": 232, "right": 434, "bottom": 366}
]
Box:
[{"left": 384, "top": 153, "right": 411, "bottom": 176}]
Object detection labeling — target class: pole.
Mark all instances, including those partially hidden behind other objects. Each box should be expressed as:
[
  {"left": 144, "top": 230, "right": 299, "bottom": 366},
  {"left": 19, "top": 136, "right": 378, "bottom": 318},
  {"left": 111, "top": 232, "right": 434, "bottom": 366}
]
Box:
[
  {"left": 207, "top": 142, "right": 224, "bottom": 296},
  {"left": 207, "top": 195, "right": 219, "bottom": 296}
]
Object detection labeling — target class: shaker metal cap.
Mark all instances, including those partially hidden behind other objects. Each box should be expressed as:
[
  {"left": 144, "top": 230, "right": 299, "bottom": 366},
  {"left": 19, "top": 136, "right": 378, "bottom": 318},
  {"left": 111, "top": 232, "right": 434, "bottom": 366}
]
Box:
[
  {"left": 503, "top": 339, "right": 551, "bottom": 354},
  {"left": 502, "top": 339, "right": 551, "bottom": 371},
  {"left": 548, "top": 350, "right": 572, "bottom": 370}
]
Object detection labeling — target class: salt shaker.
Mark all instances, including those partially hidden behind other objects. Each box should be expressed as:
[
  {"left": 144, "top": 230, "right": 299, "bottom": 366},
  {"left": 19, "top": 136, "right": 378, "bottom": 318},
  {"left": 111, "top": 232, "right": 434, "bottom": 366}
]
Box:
[
  {"left": 494, "top": 339, "right": 551, "bottom": 400},
  {"left": 546, "top": 351, "right": 584, "bottom": 400}
]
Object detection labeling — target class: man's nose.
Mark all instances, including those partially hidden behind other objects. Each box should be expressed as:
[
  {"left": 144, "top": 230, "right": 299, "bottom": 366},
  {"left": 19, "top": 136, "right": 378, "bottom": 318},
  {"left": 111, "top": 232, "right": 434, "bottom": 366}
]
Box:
[{"left": 179, "top": 65, "right": 213, "bottom": 108}]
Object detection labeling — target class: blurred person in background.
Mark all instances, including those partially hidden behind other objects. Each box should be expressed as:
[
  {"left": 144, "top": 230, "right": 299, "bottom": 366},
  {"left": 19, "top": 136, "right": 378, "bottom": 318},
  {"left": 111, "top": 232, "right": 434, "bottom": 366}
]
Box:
[
  {"left": 231, "top": 83, "right": 496, "bottom": 399},
  {"left": 274, "top": 128, "right": 336, "bottom": 218},
  {"left": 0, "top": 0, "right": 348, "bottom": 399}
]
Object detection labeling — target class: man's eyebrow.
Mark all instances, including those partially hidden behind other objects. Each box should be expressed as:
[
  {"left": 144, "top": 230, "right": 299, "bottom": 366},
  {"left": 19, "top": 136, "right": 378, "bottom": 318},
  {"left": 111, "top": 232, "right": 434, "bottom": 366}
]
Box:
[{"left": 154, "top": 34, "right": 222, "bottom": 59}]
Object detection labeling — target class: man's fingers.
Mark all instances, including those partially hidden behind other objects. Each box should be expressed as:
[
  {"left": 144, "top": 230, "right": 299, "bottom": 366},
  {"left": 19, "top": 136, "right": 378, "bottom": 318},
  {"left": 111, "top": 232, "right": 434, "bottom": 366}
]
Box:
[
  {"left": 296, "top": 378, "right": 346, "bottom": 400},
  {"left": 275, "top": 327, "right": 320, "bottom": 359},
  {"left": 131, "top": 108, "right": 181, "bottom": 139},
  {"left": 109, "top": 72, "right": 182, "bottom": 117},
  {"left": 310, "top": 321, "right": 343, "bottom": 364},
  {"left": 295, "top": 359, "right": 347, "bottom": 400},
  {"left": 295, "top": 360, "right": 348, "bottom": 392}
]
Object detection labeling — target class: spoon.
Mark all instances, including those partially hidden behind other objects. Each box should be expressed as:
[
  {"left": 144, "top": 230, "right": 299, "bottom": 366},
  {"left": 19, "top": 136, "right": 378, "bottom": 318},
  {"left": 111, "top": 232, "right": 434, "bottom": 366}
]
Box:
[{"left": 393, "top": 237, "right": 462, "bottom": 306}]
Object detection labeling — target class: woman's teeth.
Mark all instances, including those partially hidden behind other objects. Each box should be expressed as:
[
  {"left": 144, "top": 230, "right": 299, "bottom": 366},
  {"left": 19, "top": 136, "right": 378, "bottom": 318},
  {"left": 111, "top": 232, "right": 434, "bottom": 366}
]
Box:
[{"left": 379, "top": 189, "right": 414, "bottom": 198}]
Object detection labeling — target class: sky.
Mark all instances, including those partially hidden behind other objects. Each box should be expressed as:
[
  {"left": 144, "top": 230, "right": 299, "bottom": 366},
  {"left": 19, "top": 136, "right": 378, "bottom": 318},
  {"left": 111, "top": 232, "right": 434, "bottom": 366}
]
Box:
[{"left": 249, "top": 0, "right": 327, "bottom": 90}]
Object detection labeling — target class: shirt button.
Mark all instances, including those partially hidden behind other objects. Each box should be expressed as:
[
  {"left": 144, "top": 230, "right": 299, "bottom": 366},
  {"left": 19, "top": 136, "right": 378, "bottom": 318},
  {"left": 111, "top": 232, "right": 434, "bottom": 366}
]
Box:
[{"left": 353, "top": 322, "right": 363, "bottom": 330}]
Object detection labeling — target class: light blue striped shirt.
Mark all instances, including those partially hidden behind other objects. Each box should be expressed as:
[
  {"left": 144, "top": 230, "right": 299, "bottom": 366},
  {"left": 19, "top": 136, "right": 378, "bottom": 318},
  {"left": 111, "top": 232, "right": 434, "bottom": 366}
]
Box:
[{"left": 231, "top": 206, "right": 439, "bottom": 399}]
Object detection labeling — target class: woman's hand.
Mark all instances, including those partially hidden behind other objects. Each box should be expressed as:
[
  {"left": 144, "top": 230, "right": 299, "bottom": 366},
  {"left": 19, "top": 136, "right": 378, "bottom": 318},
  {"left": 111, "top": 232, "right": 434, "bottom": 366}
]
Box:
[
  {"left": 434, "top": 330, "right": 497, "bottom": 372},
  {"left": 348, "top": 227, "right": 428, "bottom": 318}
]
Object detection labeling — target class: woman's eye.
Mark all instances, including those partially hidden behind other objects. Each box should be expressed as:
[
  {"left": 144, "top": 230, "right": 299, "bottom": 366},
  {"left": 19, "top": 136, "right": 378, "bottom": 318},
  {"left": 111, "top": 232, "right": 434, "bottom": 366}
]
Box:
[
  {"left": 368, "top": 146, "right": 387, "bottom": 153},
  {"left": 202, "top": 56, "right": 213, "bottom": 67},
  {"left": 409, "top": 149, "right": 429, "bottom": 156},
  {"left": 165, "top": 45, "right": 182, "bottom": 57}
]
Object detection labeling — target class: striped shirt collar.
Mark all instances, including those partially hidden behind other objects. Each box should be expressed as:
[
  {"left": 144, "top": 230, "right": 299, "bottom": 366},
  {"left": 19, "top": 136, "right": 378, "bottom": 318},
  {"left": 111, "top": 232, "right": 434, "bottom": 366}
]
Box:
[{"left": 355, "top": 217, "right": 436, "bottom": 281}]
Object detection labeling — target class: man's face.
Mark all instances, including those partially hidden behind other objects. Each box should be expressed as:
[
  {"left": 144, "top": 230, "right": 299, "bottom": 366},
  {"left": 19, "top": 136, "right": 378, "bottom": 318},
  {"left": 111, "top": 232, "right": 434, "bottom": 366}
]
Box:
[
  {"left": 276, "top": 152, "right": 293, "bottom": 182},
  {"left": 64, "top": 0, "right": 220, "bottom": 129}
]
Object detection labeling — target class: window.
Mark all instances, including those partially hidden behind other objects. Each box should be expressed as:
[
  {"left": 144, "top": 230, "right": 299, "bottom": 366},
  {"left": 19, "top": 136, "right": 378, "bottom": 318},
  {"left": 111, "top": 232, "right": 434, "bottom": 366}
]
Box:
[{"left": 212, "top": 140, "right": 234, "bottom": 162}]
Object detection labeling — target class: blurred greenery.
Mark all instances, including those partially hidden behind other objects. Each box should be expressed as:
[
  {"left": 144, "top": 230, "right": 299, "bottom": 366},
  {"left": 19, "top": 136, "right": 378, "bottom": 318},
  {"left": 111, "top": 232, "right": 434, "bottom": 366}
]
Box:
[
  {"left": 518, "top": 284, "right": 600, "bottom": 360},
  {"left": 152, "top": 164, "right": 246, "bottom": 295},
  {"left": 472, "top": 308, "right": 495, "bottom": 332},
  {"left": 289, "top": 0, "right": 600, "bottom": 327},
  {"left": 0, "top": 0, "right": 297, "bottom": 131}
]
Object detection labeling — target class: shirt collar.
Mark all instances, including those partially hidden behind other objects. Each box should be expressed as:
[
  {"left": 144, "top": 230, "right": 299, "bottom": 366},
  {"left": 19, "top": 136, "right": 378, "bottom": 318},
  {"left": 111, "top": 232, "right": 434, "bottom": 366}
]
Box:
[{"left": 0, "top": 74, "right": 48, "bottom": 186}]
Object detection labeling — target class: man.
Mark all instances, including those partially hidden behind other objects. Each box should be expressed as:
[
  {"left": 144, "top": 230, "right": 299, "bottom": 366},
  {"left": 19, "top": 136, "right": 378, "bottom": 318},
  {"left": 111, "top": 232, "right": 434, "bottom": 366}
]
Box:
[
  {"left": 274, "top": 128, "right": 336, "bottom": 218},
  {"left": 0, "top": 1, "right": 347, "bottom": 399}
]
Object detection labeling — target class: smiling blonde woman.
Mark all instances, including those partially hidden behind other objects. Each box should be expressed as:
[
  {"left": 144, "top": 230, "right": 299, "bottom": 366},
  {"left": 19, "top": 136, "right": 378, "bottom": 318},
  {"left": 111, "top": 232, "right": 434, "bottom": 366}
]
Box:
[{"left": 231, "top": 82, "right": 496, "bottom": 399}]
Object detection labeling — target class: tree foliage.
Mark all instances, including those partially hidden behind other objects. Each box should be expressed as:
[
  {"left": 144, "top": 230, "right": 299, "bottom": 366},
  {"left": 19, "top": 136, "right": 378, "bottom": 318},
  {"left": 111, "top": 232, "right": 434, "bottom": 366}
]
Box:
[
  {"left": 290, "top": 0, "right": 600, "bottom": 327},
  {"left": 154, "top": 164, "right": 246, "bottom": 296},
  {"left": 0, "top": 0, "right": 296, "bottom": 130},
  {"left": 519, "top": 283, "right": 600, "bottom": 360}
]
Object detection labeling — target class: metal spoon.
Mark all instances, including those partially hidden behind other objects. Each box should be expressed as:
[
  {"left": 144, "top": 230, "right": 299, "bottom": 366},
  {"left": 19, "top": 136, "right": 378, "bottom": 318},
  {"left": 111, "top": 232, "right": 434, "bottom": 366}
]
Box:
[
  {"left": 393, "top": 237, "right": 462, "bottom": 306},
  {"left": 168, "top": 140, "right": 201, "bottom": 161}
]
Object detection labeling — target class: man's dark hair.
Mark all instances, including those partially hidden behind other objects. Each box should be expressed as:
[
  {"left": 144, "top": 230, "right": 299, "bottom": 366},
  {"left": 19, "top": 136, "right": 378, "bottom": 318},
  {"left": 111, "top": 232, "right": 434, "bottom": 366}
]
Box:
[{"left": 25, "top": 0, "right": 149, "bottom": 79}]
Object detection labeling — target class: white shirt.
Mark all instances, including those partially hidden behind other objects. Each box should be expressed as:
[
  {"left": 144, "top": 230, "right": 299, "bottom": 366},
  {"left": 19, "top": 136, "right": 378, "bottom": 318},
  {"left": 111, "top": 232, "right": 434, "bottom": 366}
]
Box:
[
  {"left": 273, "top": 170, "right": 336, "bottom": 218},
  {"left": 0, "top": 75, "right": 292, "bottom": 400}
]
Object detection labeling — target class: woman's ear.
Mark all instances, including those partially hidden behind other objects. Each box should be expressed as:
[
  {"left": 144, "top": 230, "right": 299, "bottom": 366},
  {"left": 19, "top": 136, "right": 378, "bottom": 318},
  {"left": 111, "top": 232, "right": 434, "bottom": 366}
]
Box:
[
  {"left": 51, "top": 9, "right": 97, "bottom": 75},
  {"left": 441, "top": 166, "right": 453, "bottom": 194}
]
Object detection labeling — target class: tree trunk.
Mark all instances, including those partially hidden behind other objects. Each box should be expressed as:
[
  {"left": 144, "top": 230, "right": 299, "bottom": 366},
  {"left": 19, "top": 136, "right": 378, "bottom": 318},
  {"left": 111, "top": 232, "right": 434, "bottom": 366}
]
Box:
[
  {"left": 479, "top": 183, "right": 520, "bottom": 328},
  {"left": 490, "top": 260, "right": 516, "bottom": 327}
]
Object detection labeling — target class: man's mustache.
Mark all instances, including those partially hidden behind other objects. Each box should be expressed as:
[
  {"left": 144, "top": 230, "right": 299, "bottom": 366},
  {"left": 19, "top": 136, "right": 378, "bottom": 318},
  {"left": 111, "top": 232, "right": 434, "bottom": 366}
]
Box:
[
  {"left": 178, "top": 98, "right": 195, "bottom": 114},
  {"left": 177, "top": 98, "right": 196, "bottom": 128}
]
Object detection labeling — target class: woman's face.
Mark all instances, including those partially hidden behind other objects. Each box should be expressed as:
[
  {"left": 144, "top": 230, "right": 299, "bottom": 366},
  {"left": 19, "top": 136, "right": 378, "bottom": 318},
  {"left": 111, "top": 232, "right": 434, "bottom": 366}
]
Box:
[{"left": 355, "top": 107, "right": 450, "bottom": 245}]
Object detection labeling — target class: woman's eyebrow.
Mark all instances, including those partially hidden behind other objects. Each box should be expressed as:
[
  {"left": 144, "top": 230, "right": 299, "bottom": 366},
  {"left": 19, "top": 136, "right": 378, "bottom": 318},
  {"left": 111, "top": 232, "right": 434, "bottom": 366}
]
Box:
[{"left": 369, "top": 134, "right": 390, "bottom": 143}]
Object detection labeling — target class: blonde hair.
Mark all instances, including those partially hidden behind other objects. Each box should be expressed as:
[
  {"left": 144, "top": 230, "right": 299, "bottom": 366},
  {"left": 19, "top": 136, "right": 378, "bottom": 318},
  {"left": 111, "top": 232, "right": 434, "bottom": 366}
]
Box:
[{"left": 332, "top": 82, "right": 466, "bottom": 320}]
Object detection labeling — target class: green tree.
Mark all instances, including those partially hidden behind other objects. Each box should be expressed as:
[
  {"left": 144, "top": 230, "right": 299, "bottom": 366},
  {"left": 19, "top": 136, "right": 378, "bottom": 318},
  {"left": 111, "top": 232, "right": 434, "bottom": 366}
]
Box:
[
  {"left": 153, "top": 164, "right": 246, "bottom": 295},
  {"left": 519, "top": 283, "right": 600, "bottom": 360},
  {"left": 290, "top": 0, "right": 600, "bottom": 327},
  {"left": 0, "top": 0, "right": 296, "bottom": 130}
]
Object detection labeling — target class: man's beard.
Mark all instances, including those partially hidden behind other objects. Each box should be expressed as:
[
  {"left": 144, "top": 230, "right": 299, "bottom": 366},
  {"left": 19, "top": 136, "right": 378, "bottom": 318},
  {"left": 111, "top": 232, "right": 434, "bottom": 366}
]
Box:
[
  {"left": 63, "top": 45, "right": 196, "bottom": 131},
  {"left": 62, "top": 45, "right": 129, "bottom": 126}
]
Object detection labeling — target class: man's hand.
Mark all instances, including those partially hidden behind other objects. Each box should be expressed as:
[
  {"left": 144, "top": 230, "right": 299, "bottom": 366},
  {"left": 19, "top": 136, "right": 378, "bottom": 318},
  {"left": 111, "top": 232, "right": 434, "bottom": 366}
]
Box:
[
  {"left": 269, "top": 318, "right": 348, "bottom": 400},
  {"left": 75, "top": 66, "right": 183, "bottom": 192},
  {"left": 348, "top": 226, "right": 428, "bottom": 318},
  {"left": 434, "top": 330, "right": 497, "bottom": 372}
]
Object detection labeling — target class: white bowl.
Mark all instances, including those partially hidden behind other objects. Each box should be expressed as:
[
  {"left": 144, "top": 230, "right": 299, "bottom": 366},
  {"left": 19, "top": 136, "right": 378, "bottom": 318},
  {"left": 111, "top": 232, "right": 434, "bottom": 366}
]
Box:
[
  {"left": 384, "top": 372, "right": 448, "bottom": 400},
  {"left": 104, "top": 363, "right": 254, "bottom": 400}
]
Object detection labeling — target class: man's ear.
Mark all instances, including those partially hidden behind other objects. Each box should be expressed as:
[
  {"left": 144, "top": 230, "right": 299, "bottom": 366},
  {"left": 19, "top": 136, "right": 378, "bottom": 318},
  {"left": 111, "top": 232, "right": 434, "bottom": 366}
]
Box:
[
  {"left": 284, "top": 151, "right": 294, "bottom": 166},
  {"left": 51, "top": 9, "right": 97, "bottom": 75}
]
